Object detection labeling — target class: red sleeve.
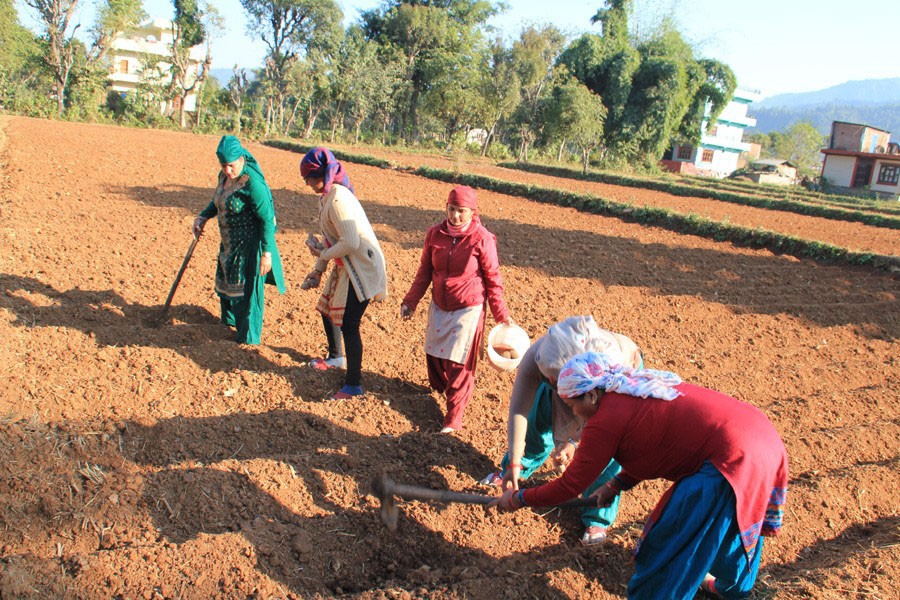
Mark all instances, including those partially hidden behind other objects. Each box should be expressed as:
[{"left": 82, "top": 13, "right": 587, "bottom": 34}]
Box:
[
  {"left": 402, "top": 226, "right": 436, "bottom": 311},
  {"left": 477, "top": 229, "right": 509, "bottom": 323},
  {"left": 523, "top": 410, "right": 624, "bottom": 507}
]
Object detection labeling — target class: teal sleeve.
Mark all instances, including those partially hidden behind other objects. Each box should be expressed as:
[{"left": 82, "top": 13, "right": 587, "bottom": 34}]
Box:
[
  {"left": 246, "top": 176, "right": 277, "bottom": 253},
  {"left": 198, "top": 200, "right": 217, "bottom": 219}
]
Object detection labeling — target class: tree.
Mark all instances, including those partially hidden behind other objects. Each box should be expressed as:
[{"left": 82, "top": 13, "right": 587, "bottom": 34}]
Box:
[
  {"left": 476, "top": 37, "right": 519, "bottom": 156},
  {"left": 23, "top": 0, "right": 81, "bottom": 116},
  {"left": 67, "top": 0, "right": 145, "bottom": 118},
  {"left": 227, "top": 67, "right": 250, "bottom": 132},
  {"left": 362, "top": 0, "right": 498, "bottom": 142},
  {"left": 0, "top": 0, "right": 44, "bottom": 112},
  {"left": 337, "top": 26, "right": 403, "bottom": 144},
  {"left": 509, "top": 24, "right": 566, "bottom": 161},
  {"left": 240, "top": 0, "right": 343, "bottom": 135},
  {"left": 166, "top": 0, "right": 213, "bottom": 128},
  {"left": 772, "top": 121, "right": 825, "bottom": 177},
  {"left": 559, "top": 0, "right": 736, "bottom": 165},
  {"left": 545, "top": 78, "right": 607, "bottom": 173}
]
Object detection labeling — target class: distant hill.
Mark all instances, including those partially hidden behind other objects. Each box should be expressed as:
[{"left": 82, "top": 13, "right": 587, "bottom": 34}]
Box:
[{"left": 749, "top": 78, "right": 900, "bottom": 136}]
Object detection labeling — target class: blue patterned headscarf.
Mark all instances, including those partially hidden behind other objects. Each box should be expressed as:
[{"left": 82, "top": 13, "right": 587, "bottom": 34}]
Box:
[
  {"left": 299, "top": 147, "right": 355, "bottom": 195},
  {"left": 557, "top": 351, "right": 683, "bottom": 401}
]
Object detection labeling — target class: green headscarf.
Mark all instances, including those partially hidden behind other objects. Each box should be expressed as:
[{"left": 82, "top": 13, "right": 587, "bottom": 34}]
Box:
[
  {"left": 215, "top": 135, "right": 269, "bottom": 186},
  {"left": 216, "top": 135, "right": 246, "bottom": 164}
]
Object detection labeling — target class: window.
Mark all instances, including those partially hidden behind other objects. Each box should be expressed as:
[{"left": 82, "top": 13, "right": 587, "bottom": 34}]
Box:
[
  {"left": 677, "top": 145, "right": 693, "bottom": 160},
  {"left": 701, "top": 149, "right": 715, "bottom": 163},
  {"left": 877, "top": 164, "right": 899, "bottom": 185},
  {"left": 117, "top": 60, "right": 128, "bottom": 74}
]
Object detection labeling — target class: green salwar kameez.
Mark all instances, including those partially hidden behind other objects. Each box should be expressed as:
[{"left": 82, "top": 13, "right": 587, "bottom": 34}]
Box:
[{"left": 199, "top": 139, "right": 285, "bottom": 345}]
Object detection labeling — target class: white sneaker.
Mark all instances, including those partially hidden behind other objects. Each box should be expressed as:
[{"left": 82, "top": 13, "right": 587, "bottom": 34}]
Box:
[{"left": 310, "top": 356, "right": 346, "bottom": 370}]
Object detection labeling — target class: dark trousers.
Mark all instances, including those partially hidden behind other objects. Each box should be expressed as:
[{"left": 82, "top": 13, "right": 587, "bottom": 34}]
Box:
[{"left": 322, "top": 286, "right": 369, "bottom": 387}]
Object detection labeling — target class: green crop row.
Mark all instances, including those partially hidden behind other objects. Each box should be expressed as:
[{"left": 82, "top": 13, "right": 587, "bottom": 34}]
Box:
[
  {"left": 264, "top": 140, "right": 898, "bottom": 270},
  {"left": 498, "top": 162, "right": 900, "bottom": 228}
]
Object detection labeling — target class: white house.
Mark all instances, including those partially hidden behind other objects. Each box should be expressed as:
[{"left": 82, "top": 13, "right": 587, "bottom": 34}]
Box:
[
  {"left": 107, "top": 18, "right": 207, "bottom": 113},
  {"left": 662, "top": 88, "right": 761, "bottom": 178},
  {"left": 820, "top": 121, "right": 900, "bottom": 199}
]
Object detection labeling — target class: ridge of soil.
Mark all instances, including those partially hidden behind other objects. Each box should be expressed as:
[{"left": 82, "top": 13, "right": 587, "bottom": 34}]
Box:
[{"left": 0, "top": 117, "right": 897, "bottom": 599}]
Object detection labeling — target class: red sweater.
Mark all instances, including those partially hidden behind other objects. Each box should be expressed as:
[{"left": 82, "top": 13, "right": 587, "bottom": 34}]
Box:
[
  {"left": 402, "top": 217, "right": 509, "bottom": 323},
  {"left": 524, "top": 383, "right": 788, "bottom": 545}
]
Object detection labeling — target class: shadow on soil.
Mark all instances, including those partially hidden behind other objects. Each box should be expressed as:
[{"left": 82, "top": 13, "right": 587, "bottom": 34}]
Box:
[
  {"left": 0, "top": 273, "right": 447, "bottom": 435},
  {"left": 123, "top": 410, "right": 635, "bottom": 597},
  {"left": 116, "top": 183, "right": 899, "bottom": 338}
]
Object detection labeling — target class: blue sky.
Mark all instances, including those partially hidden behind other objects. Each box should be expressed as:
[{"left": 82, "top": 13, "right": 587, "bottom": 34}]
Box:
[{"left": 18, "top": 0, "right": 900, "bottom": 99}]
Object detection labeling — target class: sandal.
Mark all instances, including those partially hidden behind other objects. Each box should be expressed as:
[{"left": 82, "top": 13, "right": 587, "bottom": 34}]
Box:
[
  {"left": 581, "top": 526, "right": 608, "bottom": 546},
  {"left": 310, "top": 357, "right": 346, "bottom": 371},
  {"left": 328, "top": 385, "right": 363, "bottom": 400},
  {"left": 699, "top": 575, "right": 720, "bottom": 597},
  {"left": 478, "top": 471, "right": 503, "bottom": 487}
]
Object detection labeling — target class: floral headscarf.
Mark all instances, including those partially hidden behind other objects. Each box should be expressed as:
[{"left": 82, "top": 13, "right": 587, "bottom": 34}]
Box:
[
  {"left": 557, "top": 351, "right": 683, "bottom": 401},
  {"left": 299, "top": 147, "right": 355, "bottom": 195}
]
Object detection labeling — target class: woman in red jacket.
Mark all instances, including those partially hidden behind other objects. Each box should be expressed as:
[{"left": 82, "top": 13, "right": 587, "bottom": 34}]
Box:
[
  {"left": 493, "top": 351, "right": 789, "bottom": 599},
  {"left": 401, "top": 185, "right": 512, "bottom": 432}
]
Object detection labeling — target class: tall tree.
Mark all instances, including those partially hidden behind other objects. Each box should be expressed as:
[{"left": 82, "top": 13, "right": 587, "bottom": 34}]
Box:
[
  {"left": 509, "top": 24, "right": 566, "bottom": 161},
  {"left": 167, "top": 0, "right": 213, "bottom": 128},
  {"left": 0, "top": 0, "right": 43, "bottom": 111},
  {"left": 361, "top": 0, "right": 498, "bottom": 142},
  {"left": 544, "top": 77, "right": 607, "bottom": 173},
  {"left": 559, "top": 0, "right": 736, "bottom": 165},
  {"left": 476, "top": 37, "right": 519, "bottom": 156},
  {"left": 240, "top": 0, "right": 343, "bottom": 135},
  {"left": 23, "top": 0, "right": 81, "bottom": 115},
  {"left": 67, "top": 0, "right": 145, "bottom": 118}
]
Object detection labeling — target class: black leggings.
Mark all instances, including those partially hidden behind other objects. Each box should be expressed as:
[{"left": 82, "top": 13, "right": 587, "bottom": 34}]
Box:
[{"left": 322, "top": 287, "right": 369, "bottom": 387}]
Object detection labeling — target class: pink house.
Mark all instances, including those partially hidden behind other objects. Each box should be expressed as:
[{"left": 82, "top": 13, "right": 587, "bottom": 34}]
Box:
[{"left": 820, "top": 121, "right": 900, "bottom": 199}]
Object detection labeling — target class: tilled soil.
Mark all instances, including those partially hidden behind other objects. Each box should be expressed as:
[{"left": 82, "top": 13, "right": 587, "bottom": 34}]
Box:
[{"left": 0, "top": 116, "right": 897, "bottom": 599}]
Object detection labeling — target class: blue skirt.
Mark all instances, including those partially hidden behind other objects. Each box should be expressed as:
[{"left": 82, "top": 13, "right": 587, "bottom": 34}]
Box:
[{"left": 628, "top": 462, "right": 764, "bottom": 600}]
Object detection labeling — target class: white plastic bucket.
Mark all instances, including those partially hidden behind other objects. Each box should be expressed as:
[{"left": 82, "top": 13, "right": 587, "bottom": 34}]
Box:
[{"left": 486, "top": 324, "right": 531, "bottom": 372}]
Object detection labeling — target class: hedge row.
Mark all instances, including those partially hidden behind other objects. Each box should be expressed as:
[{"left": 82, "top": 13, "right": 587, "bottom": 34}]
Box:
[
  {"left": 497, "top": 161, "right": 900, "bottom": 229},
  {"left": 263, "top": 140, "right": 898, "bottom": 270},
  {"left": 678, "top": 175, "right": 900, "bottom": 216}
]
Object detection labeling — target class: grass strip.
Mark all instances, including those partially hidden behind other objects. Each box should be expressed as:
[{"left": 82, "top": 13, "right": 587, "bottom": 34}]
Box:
[
  {"left": 264, "top": 140, "right": 899, "bottom": 271},
  {"left": 499, "top": 162, "right": 900, "bottom": 228}
]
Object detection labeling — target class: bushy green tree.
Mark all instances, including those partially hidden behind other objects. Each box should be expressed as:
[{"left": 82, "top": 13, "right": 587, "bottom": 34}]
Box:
[
  {"left": 509, "top": 24, "right": 566, "bottom": 161},
  {"left": 558, "top": 0, "right": 736, "bottom": 165},
  {"left": 772, "top": 121, "right": 825, "bottom": 177},
  {"left": 0, "top": 0, "right": 47, "bottom": 114},
  {"left": 544, "top": 77, "right": 607, "bottom": 173},
  {"left": 361, "top": 0, "right": 498, "bottom": 142}
]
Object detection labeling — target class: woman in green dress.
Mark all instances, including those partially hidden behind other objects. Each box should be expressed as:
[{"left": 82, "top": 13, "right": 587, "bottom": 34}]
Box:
[{"left": 192, "top": 135, "right": 285, "bottom": 344}]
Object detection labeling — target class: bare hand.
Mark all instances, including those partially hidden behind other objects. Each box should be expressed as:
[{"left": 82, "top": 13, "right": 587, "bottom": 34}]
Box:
[
  {"left": 400, "top": 304, "right": 414, "bottom": 320},
  {"left": 259, "top": 253, "right": 272, "bottom": 276},
  {"left": 488, "top": 489, "right": 521, "bottom": 511},
  {"left": 550, "top": 440, "right": 576, "bottom": 473},
  {"left": 502, "top": 463, "right": 521, "bottom": 491},
  {"left": 589, "top": 482, "right": 620, "bottom": 508},
  {"left": 192, "top": 216, "right": 208, "bottom": 239}
]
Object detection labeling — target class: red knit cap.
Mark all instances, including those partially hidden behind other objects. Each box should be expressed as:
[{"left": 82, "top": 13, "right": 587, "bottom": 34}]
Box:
[{"left": 447, "top": 185, "right": 477, "bottom": 210}]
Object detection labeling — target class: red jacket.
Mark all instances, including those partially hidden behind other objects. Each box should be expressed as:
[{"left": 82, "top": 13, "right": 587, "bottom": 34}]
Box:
[{"left": 403, "top": 217, "right": 509, "bottom": 322}]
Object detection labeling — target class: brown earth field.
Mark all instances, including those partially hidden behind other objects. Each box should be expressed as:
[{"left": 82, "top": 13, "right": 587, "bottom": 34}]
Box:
[{"left": 0, "top": 116, "right": 897, "bottom": 600}]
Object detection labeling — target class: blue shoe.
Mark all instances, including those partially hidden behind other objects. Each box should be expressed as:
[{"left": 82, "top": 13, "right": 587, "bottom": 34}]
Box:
[{"left": 328, "top": 385, "right": 363, "bottom": 400}]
